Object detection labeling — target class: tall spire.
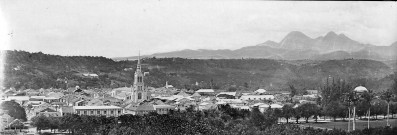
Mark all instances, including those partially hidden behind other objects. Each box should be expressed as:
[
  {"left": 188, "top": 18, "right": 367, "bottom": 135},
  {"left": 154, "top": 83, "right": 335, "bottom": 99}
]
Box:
[{"left": 137, "top": 51, "right": 141, "bottom": 72}]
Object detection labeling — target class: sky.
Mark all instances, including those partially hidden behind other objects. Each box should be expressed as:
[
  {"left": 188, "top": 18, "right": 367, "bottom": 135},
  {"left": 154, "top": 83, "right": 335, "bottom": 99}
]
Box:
[{"left": 1, "top": 0, "right": 396, "bottom": 58}]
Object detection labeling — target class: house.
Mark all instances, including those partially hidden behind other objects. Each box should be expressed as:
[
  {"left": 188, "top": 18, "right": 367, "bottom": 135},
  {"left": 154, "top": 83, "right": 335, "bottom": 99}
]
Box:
[
  {"left": 124, "top": 104, "right": 138, "bottom": 115},
  {"left": 216, "top": 99, "right": 245, "bottom": 106},
  {"left": 75, "top": 99, "right": 86, "bottom": 106},
  {"left": 36, "top": 108, "right": 61, "bottom": 117},
  {"left": 30, "top": 96, "right": 46, "bottom": 101},
  {"left": 114, "top": 91, "right": 132, "bottom": 100},
  {"left": 74, "top": 106, "right": 124, "bottom": 117},
  {"left": 306, "top": 90, "right": 319, "bottom": 95},
  {"left": 82, "top": 73, "right": 99, "bottom": 78},
  {"left": 86, "top": 98, "right": 104, "bottom": 106},
  {"left": 43, "top": 97, "right": 60, "bottom": 103},
  {"left": 0, "top": 113, "right": 14, "bottom": 130},
  {"left": 110, "top": 87, "right": 131, "bottom": 97},
  {"left": 7, "top": 119, "right": 23, "bottom": 129},
  {"left": 135, "top": 104, "right": 156, "bottom": 115},
  {"left": 196, "top": 89, "right": 215, "bottom": 96},
  {"left": 240, "top": 95, "right": 275, "bottom": 101},
  {"left": 216, "top": 92, "right": 237, "bottom": 99},
  {"left": 176, "top": 91, "right": 190, "bottom": 97},
  {"left": 191, "top": 93, "right": 202, "bottom": 101},
  {"left": 4, "top": 96, "right": 30, "bottom": 105},
  {"left": 153, "top": 105, "right": 175, "bottom": 114},
  {"left": 59, "top": 106, "right": 74, "bottom": 116},
  {"left": 198, "top": 102, "right": 216, "bottom": 111},
  {"left": 255, "top": 89, "right": 267, "bottom": 94}
]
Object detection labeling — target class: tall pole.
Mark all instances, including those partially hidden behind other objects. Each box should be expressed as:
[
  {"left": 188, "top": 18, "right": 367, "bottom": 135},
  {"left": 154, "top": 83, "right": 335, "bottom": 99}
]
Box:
[
  {"left": 387, "top": 102, "right": 390, "bottom": 126},
  {"left": 367, "top": 109, "right": 370, "bottom": 129},
  {"left": 353, "top": 106, "right": 356, "bottom": 131},
  {"left": 348, "top": 107, "right": 351, "bottom": 132}
]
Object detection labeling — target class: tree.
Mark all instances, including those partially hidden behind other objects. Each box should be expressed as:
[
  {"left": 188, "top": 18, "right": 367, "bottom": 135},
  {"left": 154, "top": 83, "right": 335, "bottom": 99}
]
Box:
[
  {"left": 0, "top": 101, "right": 27, "bottom": 121},
  {"left": 324, "top": 101, "right": 346, "bottom": 121},
  {"left": 293, "top": 106, "right": 302, "bottom": 123},
  {"left": 244, "top": 82, "right": 249, "bottom": 88},
  {"left": 290, "top": 85, "right": 298, "bottom": 97},
  {"left": 48, "top": 116, "right": 60, "bottom": 133},
  {"left": 31, "top": 115, "right": 50, "bottom": 133},
  {"left": 282, "top": 104, "right": 294, "bottom": 123},
  {"left": 299, "top": 103, "right": 319, "bottom": 123},
  {"left": 370, "top": 99, "right": 388, "bottom": 119},
  {"left": 273, "top": 108, "right": 283, "bottom": 123},
  {"left": 60, "top": 114, "right": 81, "bottom": 134},
  {"left": 381, "top": 89, "right": 394, "bottom": 126},
  {"left": 391, "top": 73, "right": 397, "bottom": 95},
  {"left": 250, "top": 107, "right": 265, "bottom": 127}
]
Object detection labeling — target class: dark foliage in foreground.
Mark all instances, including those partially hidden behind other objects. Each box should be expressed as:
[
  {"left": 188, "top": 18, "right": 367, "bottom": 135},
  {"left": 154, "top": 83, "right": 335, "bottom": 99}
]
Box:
[{"left": 30, "top": 105, "right": 397, "bottom": 135}]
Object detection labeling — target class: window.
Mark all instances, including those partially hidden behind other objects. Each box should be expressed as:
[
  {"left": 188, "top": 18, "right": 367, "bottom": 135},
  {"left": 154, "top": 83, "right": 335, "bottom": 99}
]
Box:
[
  {"left": 97, "top": 111, "right": 100, "bottom": 114},
  {"left": 138, "top": 76, "right": 143, "bottom": 83},
  {"left": 138, "top": 86, "right": 142, "bottom": 90},
  {"left": 111, "top": 111, "right": 114, "bottom": 114},
  {"left": 84, "top": 111, "right": 87, "bottom": 115},
  {"left": 118, "top": 110, "right": 121, "bottom": 114},
  {"left": 104, "top": 111, "right": 107, "bottom": 114},
  {"left": 138, "top": 93, "right": 142, "bottom": 99}
]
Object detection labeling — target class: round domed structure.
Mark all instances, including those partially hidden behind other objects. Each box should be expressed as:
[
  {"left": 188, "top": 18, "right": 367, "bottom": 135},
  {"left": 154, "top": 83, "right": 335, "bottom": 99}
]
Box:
[{"left": 353, "top": 86, "right": 368, "bottom": 93}]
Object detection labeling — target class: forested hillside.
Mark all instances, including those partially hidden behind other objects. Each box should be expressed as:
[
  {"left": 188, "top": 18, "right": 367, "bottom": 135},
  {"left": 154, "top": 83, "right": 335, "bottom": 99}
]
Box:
[{"left": 2, "top": 50, "right": 395, "bottom": 92}]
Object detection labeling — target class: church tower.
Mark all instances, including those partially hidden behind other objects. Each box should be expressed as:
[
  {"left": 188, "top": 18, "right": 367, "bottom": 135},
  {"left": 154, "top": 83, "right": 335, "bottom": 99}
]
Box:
[{"left": 131, "top": 53, "right": 148, "bottom": 103}]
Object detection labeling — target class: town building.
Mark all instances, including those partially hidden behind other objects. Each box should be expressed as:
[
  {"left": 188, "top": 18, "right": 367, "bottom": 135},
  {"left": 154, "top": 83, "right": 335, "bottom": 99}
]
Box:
[
  {"left": 306, "top": 90, "right": 319, "bottom": 95},
  {"left": 240, "top": 95, "right": 275, "bottom": 101},
  {"left": 73, "top": 106, "right": 124, "bottom": 117},
  {"left": 36, "top": 108, "right": 61, "bottom": 117},
  {"left": 153, "top": 105, "right": 176, "bottom": 114},
  {"left": 353, "top": 86, "right": 368, "bottom": 93}
]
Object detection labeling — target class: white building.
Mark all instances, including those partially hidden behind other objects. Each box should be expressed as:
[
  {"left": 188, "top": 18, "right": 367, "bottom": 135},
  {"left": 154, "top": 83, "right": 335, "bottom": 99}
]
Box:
[
  {"left": 240, "top": 95, "right": 275, "bottom": 101},
  {"left": 354, "top": 86, "right": 368, "bottom": 93},
  {"left": 73, "top": 106, "right": 124, "bottom": 117}
]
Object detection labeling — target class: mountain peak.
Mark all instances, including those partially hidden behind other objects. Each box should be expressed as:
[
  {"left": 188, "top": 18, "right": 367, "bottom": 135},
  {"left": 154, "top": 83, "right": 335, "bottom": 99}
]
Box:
[
  {"left": 286, "top": 31, "right": 309, "bottom": 38},
  {"left": 324, "top": 31, "right": 338, "bottom": 39}
]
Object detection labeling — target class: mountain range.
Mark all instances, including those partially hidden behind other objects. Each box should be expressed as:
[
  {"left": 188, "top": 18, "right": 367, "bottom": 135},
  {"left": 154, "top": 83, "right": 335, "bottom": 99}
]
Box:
[{"left": 113, "top": 31, "right": 397, "bottom": 61}]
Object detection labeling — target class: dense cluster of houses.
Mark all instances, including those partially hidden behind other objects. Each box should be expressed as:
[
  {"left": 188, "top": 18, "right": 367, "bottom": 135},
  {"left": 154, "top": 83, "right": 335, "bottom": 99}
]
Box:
[
  {"left": 0, "top": 58, "right": 321, "bottom": 129},
  {"left": 0, "top": 84, "right": 320, "bottom": 126}
]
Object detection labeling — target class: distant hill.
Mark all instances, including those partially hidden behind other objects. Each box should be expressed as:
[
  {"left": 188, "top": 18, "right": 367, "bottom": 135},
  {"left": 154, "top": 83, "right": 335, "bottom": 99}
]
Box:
[
  {"left": 113, "top": 31, "right": 396, "bottom": 61},
  {"left": 2, "top": 50, "right": 395, "bottom": 92}
]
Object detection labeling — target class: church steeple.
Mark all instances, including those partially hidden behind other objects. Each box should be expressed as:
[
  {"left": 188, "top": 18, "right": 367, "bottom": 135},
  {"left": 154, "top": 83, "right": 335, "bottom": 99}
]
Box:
[
  {"left": 136, "top": 51, "right": 141, "bottom": 72},
  {"left": 131, "top": 51, "right": 148, "bottom": 103}
]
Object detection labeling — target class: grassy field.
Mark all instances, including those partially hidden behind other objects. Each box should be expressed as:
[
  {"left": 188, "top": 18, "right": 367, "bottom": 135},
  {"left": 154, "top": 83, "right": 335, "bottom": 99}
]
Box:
[{"left": 301, "top": 119, "right": 397, "bottom": 131}]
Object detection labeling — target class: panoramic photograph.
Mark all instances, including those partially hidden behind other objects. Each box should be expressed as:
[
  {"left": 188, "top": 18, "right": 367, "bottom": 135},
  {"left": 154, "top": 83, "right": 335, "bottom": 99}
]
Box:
[{"left": 0, "top": 0, "right": 397, "bottom": 135}]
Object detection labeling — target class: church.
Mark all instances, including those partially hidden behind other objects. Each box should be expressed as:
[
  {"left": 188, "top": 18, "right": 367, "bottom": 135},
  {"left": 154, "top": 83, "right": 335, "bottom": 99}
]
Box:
[{"left": 130, "top": 55, "right": 150, "bottom": 103}]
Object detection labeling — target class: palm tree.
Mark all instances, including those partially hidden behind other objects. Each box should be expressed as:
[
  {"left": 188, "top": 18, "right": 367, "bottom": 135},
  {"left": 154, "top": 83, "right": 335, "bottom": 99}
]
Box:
[
  {"left": 381, "top": 89, "right": 394, "bottom": 127},
  {"left": 361, "top": 90, "right": 375, "bottom": 129}
]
